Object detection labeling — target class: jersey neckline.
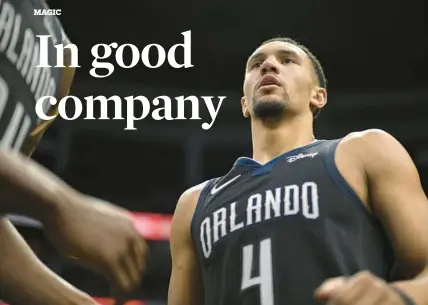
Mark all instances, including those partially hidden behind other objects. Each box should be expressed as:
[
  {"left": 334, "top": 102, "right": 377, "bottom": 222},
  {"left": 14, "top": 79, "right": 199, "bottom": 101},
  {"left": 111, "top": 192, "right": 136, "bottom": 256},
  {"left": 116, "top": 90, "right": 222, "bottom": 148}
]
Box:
[{"left": 233, "top": 139, "right": 324, "bottom": 170}]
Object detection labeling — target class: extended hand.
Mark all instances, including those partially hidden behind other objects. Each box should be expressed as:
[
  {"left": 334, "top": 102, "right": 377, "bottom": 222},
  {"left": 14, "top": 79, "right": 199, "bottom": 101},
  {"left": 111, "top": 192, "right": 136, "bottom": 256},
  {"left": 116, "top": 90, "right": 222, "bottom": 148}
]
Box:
[
  {"left": 314, "top": 271, "right": 405, "bottom": 305},
  {"left": 44, "top": 195, "right": 148, "bottom": 292}
]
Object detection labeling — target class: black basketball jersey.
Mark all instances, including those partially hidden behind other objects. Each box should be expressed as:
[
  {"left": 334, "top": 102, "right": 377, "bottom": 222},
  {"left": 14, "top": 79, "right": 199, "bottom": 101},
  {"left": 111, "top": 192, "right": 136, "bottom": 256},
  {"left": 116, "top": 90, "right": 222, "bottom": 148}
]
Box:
[
  {"left": 0, "top": 0, "right": 67, "bottom": 154},
  {"left": 190, "top": 139, "right": 395, "bottom": 305}
]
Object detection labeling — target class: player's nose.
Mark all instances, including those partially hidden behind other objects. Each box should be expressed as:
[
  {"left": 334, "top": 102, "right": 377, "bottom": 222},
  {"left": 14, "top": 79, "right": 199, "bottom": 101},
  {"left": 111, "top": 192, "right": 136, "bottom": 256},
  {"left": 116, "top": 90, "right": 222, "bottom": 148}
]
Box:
[{"left": 261, "top": 58, "right": 279, "bottom": 75}]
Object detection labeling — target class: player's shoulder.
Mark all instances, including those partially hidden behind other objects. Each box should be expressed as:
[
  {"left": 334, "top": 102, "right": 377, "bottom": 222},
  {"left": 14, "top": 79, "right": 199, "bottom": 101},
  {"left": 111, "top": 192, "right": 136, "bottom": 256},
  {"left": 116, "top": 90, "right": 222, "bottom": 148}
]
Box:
[
  {"left": 171, "top": 180, "right": 216, "bottom": 238},
  {"left": 174, "top": 179, "right": 216, "bottom": 219},
  {"left": 337, "top": 129, "right": 409, "bottom": 170},
  {"left": 341, "top": 128, "right": 396, "bottom": 142},
  {"left": 178, "top": 180, "right": 211, "bottom": 207},
  {"left": 339, "top": 129, "right": 401, "bottom": 154}
]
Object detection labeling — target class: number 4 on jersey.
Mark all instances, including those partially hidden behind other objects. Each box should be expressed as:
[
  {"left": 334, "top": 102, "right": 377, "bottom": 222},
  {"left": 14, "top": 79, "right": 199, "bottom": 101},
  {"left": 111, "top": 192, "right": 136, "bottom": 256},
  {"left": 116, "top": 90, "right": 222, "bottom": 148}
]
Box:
[{"left": 241, "top": 238, "right": 274, "bottom": 305}]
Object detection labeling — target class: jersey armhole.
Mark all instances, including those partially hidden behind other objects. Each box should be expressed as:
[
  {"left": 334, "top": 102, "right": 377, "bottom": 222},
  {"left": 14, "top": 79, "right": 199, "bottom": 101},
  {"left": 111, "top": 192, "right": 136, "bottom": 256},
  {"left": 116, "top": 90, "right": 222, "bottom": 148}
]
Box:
[
  {"left": 323, "top": 138, "right": 375, "bottom": 221},
  {"left": 189, "top": 178, "right": 219, "bottom": 242},
  {"left": 323, "top": 139, "right": 392, "bottom": 278}
]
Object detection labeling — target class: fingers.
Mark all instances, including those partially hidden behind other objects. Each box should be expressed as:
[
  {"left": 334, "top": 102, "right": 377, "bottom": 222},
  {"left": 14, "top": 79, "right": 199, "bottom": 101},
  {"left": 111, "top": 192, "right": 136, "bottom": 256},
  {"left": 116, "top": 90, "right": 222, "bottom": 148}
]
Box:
[
  {"left": 314, "top": 277, "right": 347, "bottom": 301},
  {"left": 352, "top": 287, "right": 388, "bottom": 305},
  {"left": 327, "top": 277, "right": 367, "bottom": 305},
  {"left": 132, "top": 237, "right": 148, "bottom": 275},
  {"left": 111, "top": 237, "right": 149, "bottom": 293},
  {"left": 315, "top": 271, "right": 402, "bottom": 305},
  {"left": 103, "top": 212, "right": 149, "bottom": 293},
  {"left": 118, "top": 242, "right": 144, "bottom": 290},
  {"left": 108, "top": 260, "right": 133, "bottom": 293}
]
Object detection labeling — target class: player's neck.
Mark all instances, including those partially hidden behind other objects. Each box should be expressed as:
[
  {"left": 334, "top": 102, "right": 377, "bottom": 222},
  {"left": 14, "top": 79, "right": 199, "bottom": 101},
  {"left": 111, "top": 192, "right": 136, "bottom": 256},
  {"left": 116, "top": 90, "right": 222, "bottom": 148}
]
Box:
[{"left": 251, "top": 113, "right": 315, "bottom": 165}]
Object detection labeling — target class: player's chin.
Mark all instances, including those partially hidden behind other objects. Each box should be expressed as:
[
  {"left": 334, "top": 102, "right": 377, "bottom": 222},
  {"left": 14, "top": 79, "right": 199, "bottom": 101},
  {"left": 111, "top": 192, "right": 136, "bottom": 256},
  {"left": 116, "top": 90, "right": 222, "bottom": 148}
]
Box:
[
  {"left": 254, "top": 93, "right": 284, "bottom": 105},
  {"left": 253, "top": 99, "right": 286, "bottom": 119},
  {"left": 255, "top": 87, "right": 283, "bottom": 101}
]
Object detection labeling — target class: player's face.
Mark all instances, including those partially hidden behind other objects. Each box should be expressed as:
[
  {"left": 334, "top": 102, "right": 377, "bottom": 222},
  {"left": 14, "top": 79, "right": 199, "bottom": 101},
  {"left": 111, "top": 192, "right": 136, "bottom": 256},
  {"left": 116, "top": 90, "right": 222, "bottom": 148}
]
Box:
[{"left": 242, "top": 41, "right": 320, "bottom": 120}]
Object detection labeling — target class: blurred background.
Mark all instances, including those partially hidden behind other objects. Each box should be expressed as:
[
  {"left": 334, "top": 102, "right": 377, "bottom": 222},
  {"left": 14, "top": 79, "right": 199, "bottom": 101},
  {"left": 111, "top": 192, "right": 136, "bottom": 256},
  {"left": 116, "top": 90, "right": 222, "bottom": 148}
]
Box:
[{"left": 8, "top": 0, "right": 428, "bottom": 304}]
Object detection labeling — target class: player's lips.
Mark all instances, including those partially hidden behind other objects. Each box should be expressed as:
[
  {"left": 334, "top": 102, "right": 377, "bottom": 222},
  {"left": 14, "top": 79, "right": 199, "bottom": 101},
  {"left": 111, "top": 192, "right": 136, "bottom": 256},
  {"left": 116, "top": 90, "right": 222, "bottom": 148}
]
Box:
[{"left": 257, "top": 75, "right": 281, "bottom": 89}]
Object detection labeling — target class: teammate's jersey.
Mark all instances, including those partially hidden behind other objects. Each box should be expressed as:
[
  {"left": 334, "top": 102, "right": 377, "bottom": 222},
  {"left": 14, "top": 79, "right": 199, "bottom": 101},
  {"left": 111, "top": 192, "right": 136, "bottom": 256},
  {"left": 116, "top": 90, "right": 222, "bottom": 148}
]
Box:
[
  {"left": 0, "top": 0, "right": 70, "bottom": 156},
  {"left": 191, "top": 139, "right": 395, "bottom": 305}
]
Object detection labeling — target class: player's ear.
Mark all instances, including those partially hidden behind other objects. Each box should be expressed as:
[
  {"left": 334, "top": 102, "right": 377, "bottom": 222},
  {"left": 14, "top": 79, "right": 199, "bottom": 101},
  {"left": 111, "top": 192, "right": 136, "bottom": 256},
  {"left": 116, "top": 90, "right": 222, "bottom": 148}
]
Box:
[
  {"left": 241, "top": 96, "right": 250, "bottom": 118},
  {"left": 310, "top": 87, "right": 327, "bottom": 112}
]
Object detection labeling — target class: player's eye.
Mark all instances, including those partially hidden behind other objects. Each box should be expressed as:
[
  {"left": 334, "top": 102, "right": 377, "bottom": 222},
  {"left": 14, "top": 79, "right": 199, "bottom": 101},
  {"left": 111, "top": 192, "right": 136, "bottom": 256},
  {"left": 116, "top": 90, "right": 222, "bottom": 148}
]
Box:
[
  {"left": 282, "top": 58, "right": 294, "bottom": 64},
  {"left": 251, "top": 62, "right": 262, "bottom": 69}
]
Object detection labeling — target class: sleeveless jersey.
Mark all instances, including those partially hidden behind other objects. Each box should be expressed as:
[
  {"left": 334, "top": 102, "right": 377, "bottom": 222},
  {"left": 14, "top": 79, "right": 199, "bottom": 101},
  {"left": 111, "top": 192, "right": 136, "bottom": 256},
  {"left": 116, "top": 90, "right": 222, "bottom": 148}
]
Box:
[
  {"left": 0, "top": 0, "right": 69, "bottom": 156},
  {"left": 191, "top": 139, "right": 395, "bottom": 305}
]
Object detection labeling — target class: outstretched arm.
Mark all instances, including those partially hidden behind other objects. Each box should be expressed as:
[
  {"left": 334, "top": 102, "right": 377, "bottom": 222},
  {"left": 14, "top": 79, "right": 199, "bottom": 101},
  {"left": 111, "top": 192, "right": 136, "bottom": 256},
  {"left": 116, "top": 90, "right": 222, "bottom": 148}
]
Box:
[
  {"left": 0, "top": 218, "right": 96, "bottom": 305},
  {"left": 0, "top": 149, "right": 80, "bottom": 222}
]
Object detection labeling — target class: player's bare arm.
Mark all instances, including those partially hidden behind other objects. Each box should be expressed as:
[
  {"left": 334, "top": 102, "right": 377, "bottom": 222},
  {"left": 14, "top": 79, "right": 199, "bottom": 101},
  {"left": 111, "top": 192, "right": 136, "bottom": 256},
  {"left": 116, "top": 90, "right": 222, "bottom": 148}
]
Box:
[
  {"left": 0, "top": 151, "right": 148, "bottom": 291},
  {"left": 168, "top": 182, "right": 207, "bottom": 305},
  {"left": 316, "top": 129, "right": 428, "bottom": 304},
  {"left": 0, "top": 42, "right": 100, "bottom": 304},
  {"left": 0, "top": 218, "right": 97, "bottom": 305},
  {"left": 0, "top": 146, "right": 75, "bottom": 216}
]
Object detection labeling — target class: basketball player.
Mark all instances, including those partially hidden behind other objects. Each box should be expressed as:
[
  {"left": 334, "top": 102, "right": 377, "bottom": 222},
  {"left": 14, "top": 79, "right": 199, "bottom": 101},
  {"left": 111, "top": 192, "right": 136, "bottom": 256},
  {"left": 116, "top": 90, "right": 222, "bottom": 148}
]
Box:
[
  {"left": 0, "top": 0, "right": 147, "bottom": 304},
  {"left": 168, "top": 37, "right": 428, "bottom": 305}
]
